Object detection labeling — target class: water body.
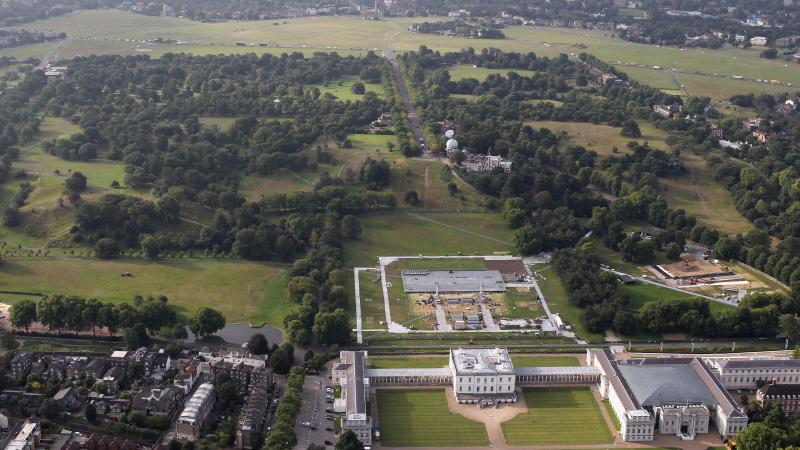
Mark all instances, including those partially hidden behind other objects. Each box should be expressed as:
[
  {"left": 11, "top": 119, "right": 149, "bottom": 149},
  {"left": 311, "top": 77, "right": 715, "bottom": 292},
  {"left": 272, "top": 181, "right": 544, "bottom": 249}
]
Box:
[{"left": 185, "top": 323, "right": 284, "bottom": 346}]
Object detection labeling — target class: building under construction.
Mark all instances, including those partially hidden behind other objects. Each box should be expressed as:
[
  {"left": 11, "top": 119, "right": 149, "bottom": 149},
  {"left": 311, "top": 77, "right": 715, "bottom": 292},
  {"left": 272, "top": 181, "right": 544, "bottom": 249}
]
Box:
[{"left": 400, "top": 270, "right": 507, "bottom": 294}]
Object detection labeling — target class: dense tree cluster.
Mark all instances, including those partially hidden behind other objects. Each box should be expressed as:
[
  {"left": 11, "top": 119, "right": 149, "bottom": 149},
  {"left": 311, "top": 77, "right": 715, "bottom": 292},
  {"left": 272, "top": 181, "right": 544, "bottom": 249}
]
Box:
[
  {"left": 410, "top": 20, "right": 505, "bottom": 39},
  {"left": 0, "top": 29, "right": 65, "bottom": 49},
  {"left": 263, "top": 367, "right": 304, "bottom": 450}
]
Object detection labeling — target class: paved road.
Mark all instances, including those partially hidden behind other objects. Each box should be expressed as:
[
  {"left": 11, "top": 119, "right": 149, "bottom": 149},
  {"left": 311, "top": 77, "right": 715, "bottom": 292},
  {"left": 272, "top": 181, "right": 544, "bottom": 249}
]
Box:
[
  {"left": 36, "top": 40, "right": 64, "bottom": 70},
  {"left": 384, "top": 47, "right": 424, "bottom": 146}
]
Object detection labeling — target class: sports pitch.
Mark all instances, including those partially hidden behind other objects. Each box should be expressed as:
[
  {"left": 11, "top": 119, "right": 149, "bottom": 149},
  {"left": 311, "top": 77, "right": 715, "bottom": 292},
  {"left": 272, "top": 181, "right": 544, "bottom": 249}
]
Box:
[
  {"left": 376, "top": 389, "right": 489, "bottom": 447},
  {"left": 501, "top": 387, "right": 613, "bottom": 445}
]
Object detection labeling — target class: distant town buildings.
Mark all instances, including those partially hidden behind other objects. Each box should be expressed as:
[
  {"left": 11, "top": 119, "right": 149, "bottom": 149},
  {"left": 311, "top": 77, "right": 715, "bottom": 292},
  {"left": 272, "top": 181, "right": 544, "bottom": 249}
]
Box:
[
  {"left": 5, "top": 421, "right": 41, "bottom": 450},
  {"left": 653, "top": 103, "right": 683, "bottom": 118}
]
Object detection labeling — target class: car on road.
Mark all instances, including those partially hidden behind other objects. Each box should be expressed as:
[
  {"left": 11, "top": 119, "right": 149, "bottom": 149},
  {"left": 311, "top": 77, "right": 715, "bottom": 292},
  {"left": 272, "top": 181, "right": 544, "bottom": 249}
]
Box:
[
  {"left": 326, "top": 415, "right": 333, "bottom": 420},
  {"left": 302, "top": 421, "right": 311, "bottom": 427},
  {"left": 326, "top": 427, "right": 333, "bottom": 432}
]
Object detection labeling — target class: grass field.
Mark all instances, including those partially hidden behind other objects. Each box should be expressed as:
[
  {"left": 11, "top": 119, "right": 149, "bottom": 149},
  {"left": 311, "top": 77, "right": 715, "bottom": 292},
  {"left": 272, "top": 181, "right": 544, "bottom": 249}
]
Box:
[
  {"left": 603, "top": 400, "right": 621, "bottom": 430},
  {"left": 376, "top": 389, "right": 489, "bottom": 447},
  {"left": 343, "top": 212, "right": 515, "bottom": 267},
  {"left": 535, "top": 266, "right": 604, "bottom": 342},
  {"left": 357, "top": 270, "right": 387, "bottom": 329},
  {"left": 0, "top": 257, "right": 292, "bottom": 326},
  {"left": 311, "top": 76, "right": 385, "bottom": 100},
  {"left": 659, "top": 152, "right": 752, "bottom": 235},
  {"left": 399, "top": 257, "right": 486, "bottom": 271},
  {"left": 526, "top": 120, "right": 669, "bottom": 156},
  {"left": 368, "top": 356, "right": 449, "bottom": 368},
  {"left": 447, "top": 64, "right": 536, "bottom": 81},
  {"left": 510, "top": 354, "right": 580, "bottom": 367},
  {"left": 502, "top": 289, "right": 541, "bottom": 319},
  {"left": 14, "top": 11, "right": 800, "bottom": 96},
  {"left": 388, "top": 159, "right": 487, "bottom": 209},
  {"left": 622, "top": 282, "right": 733, "bottom": 314},
  {"left": 501, "top": 387, "right": 613, "bottom": 445}
]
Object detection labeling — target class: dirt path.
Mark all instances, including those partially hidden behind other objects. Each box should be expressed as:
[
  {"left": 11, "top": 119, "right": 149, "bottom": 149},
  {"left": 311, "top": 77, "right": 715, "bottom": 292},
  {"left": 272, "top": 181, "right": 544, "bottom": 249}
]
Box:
[{"left": 423, "top": 166, "right": 430, "bottom": 208}]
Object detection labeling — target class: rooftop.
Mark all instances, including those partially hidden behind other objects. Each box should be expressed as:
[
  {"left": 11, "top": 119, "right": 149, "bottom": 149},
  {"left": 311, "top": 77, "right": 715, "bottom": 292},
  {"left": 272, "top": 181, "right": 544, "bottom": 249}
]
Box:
[
  {"left": 402, "top": 270, "right": 506, "bottom": 293},
  {"left": 450, "top": 347, "right": 514, "bottom": 376},
  {"left": 718, "top": 359, "right": 800, "bottom": 370},
  {"left": 178, "top": 383, "right": 214, "bottom": 425},
  {"left": 617, "top": 362, "right": 718, "bottom": 407}
]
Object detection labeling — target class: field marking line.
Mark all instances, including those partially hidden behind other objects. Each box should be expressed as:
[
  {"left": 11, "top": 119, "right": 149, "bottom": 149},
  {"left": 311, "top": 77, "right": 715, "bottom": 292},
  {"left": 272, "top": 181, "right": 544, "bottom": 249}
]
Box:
[
  {"left": 379, "top": 264, "right": 393, "bottom": 324},
  {"left": 405, "top": 211, "right": 513, "bottom": 246}
]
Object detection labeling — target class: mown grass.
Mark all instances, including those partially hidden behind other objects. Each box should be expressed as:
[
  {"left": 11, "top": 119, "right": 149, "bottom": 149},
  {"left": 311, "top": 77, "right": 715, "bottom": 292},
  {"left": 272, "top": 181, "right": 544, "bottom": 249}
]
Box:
[
  {"left": 357, "top": 270, "right": 387, "bottom": 329},
  {"left": 0, "top": 257, "right": 292, "bottom": 326},
  {"left": 310, "top": 75, "right": 385, "bottom": 101},
  {"left": 526, "top": 119, "right": 669, "bottom": 156},
  {"left": 368, "top": 356, "right": 449, "bottom": 368},
  {"left": 535, "top": 266, "right": 604, "bottom": 342},
  {"left": 376, "top": 389, "right": 489, "bottom": 447},
  {"left": 342, "top": 212, "right": 514, "bottom": 267},
  {"left": 399, "top": 257, "right": 486, "bottom": 271},
  {"left": 447, "top": 64, "right": 536, "bottom": 81},
  {"left": 510, "top": 354, "right": 580, "bottom": 367},
  {"left": 501, "top": 387, "right": 613, "bottom": 445},
  {"left": 622, "top": 282, "right": 732, "bottom": 314},
  {"left": 502, "top": 289, "right": 541, "bottom": 319}
]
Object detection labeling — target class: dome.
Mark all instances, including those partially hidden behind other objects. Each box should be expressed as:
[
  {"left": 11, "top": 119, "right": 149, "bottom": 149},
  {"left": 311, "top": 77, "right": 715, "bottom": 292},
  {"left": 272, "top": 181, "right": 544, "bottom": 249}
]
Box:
[{"left": 446, "top": 138, "right": 459, "bottom": 150}]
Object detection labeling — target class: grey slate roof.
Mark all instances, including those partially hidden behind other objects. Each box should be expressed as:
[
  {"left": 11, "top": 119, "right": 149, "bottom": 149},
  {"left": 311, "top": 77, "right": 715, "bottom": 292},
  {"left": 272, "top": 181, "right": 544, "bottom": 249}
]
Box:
[{"left": 617, "top": 363, "right": 718, "bottom": 407}]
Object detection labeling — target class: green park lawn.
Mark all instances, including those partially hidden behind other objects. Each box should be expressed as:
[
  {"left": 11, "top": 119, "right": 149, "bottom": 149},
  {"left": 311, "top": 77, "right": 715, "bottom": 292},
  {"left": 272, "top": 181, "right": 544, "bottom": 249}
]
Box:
[
  {"left": 376, "top": 389, "right": 489, "bottom": 447},
  {"left": 502, "top": 289, "right": 541, "bottom": 319},
  {"left": 356, "top": 270, "right": 387, "bottom": 329},
  {"left": 310, "top": 76, "right": 386, "bottom": 100},
  {"left": 0, "top": 257, "right": 292, "bottom": 326},
  {"left": 501, "top": 387, "right": 613, "bottom": 445},
  {"left": 398, "top": 257, "right": 486, "bottom": 271},
  {"left": 368, "top": 356, "right": 449, "bottom": 368},
  {"left": 535, "top": 266, "right": 604, "bottom": 342},
  {"left": 622, "top": 282, "right": 733, "bottom": 314},
  {"left": 510, "top": 354, "right": 580, "bottom": 367},
  {"left": 343, "top": 212, "right": 514, "bottom": 267},
  {"left": 526, "top": 119, "right": 669, "bottom": 156},
  {"left": 447, "top": 64, "right": 536, "bottom": 81}
]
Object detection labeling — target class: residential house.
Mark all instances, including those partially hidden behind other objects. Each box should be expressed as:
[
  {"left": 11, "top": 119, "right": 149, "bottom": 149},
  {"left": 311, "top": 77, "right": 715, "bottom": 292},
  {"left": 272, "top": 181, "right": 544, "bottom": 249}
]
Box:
[
  {"left": 6, "top": 421, "right": 41, "bottom": 450},
  {"left": 209, "top": 351, "right": 272, "bottom": 394},
  {"left": 176, "top": 383, "right": 215, "bottom": 441},
  {"left": 0, "top": 390, "right": 44, "bottom": 407},
  {"left": 131, "top": 386, "right": 182, "bottom": 416},
  {"left": 89, "top": 395, "right": 130, "bottom": 422},
  {"left": 53, "top": 387, "right": 84, "bottom": 412},
  {"left": 653, "top": 103, "right": 682, "bottom": 118},
  {"left": 86, "top": 358, "right": 107, "bottom": 380},
  {"left": 235, "top": 383, "right": 270, "bottom": 449},
  {"left": 174, "top": 359, "right": 201, "bottom": 394},
  {"left": 66, "top": 357, "right": 89, "bottom": 380},
  {"left": 742, "top": 118, "right": 761, "bottom": 132},
  {"left": 757, "top": 383, "right": 800, "bottom": 417},
  {"left": 108, "top": 351, "right": 130, "bottom": 369},
  {"left": 710, "top": 123, "right": 723, "bottom": 139},
  {"left": 10, "top": 352, "right": 34, "bottom": 379},
  {"left": 98, "top": 366, "right": 125, "bottom": 394}
]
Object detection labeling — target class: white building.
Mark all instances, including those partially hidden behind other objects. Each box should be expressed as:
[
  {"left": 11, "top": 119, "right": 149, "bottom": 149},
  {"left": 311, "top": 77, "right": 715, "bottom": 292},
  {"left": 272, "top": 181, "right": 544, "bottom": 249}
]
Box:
[
  {"left": 176, "top": 383, "right": 215, "bottom": 441},
  {"left": 450, "top": 347, "right": 516, "bottom": 405},
  {"left": 334, "top": 351, "right": 372, "bottom": 448},
  {"left": 588, "top": 349, "right": 747, "bottom": 441},
  {"left": 707, "top": 358, "right": 800, "bottom": 389},
  {"left": 750, "top": 36, "right": 767, "bottom": 46},
  {"left": 0, "top": 411, "right": 8, "bottom": 430},
  {"left": 5, "top": 421, "right": 40, "bottom": 450}
]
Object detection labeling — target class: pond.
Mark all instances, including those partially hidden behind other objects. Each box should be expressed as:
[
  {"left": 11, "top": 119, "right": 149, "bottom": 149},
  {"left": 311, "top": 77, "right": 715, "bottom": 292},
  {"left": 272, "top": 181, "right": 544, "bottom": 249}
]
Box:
[{"left": 185, "top": 322, "right": 284, "bottom": 346}]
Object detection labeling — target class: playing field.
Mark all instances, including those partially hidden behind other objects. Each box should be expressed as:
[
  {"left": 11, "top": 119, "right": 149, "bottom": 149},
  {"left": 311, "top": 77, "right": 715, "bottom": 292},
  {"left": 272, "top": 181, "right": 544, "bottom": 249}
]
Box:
[
  {"left": 376, "top": 389, "right": 489, "bottom": 447},
  {"left": 526, "top": 120, "right": 669, "bottom": 156},
  {"left": 501, "top": 387, "right": 613, "bottom": 445},
  {"left": 0, "top": 257, "right": 292, "bottom": 326},
  {"left": 343, "top": 212, "right": 515, "bottom": 267}
]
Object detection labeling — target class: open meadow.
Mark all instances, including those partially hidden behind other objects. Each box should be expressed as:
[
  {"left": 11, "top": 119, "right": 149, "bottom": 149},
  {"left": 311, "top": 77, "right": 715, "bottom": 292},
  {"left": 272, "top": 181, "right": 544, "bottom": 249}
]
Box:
[
  {"left": 0, "top": 257, "right": 291, "bottom": 326},
  {"left": 342, "top": 212, "right": 515, "bottom": 267},
  {"left": 501, "top": 387, "right": 613, "bottom": 445},
  {"left": 376, "top": 389, "right": 489, "bottom": 447},
  {"left": 7, "top": 11, "right": 800, "bottom": 99},
  {"left": 527, "top": 119, "right": 669, "bottom": 155},
  {"left": 446, "top": 64, "right": 537, "bottom": 81}
]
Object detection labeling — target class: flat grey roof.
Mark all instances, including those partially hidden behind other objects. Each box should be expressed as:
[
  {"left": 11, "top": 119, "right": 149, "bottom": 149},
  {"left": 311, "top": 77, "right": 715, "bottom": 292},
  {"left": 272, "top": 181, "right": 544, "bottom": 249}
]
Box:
[
  {"left": 720, "top": 359, "right": 800, "bottom": 369},
  {"left": 516, "top": 366, "right": 601, "bottom": 376},
  {"left": 344, "top": 351, "right": 366, "bottom": 417},
  {"left": 402, "top": 270, "right": 506, "bottom": 293},
  {"left": 451, "top": 347, "right": 514, "bottom": 376},
  {"left": 617, "top": 363, "right": 718, "bottom": 407}
]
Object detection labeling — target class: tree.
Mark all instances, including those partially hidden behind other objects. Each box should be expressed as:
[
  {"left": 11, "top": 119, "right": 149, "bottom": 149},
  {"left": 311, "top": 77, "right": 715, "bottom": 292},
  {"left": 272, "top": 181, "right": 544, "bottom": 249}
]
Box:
[
  {"left": 350, "top": 82, "right": 365, "bottom": 95},
  {"left": 779, "top": 314, "right": 800, "bottom": 341},
  {"left": 248, "top": 333, "right": 269, "bottom": 355},
  {"left": 341, "top": 215, "right": 362, "bottom": 240},
  {"left": 665, "top": 243, "right": 682, "bottom": 260},
  {"left": 85, "top": 402, "right": 97, "bottom": 423},
  {"left": 620, "top": 119, "right": 641, "bottom": 138},
  {"left": 141, "top": 234, "right": 160, "bottom": 259},
  {"left": 189, "top": 307, "right": 226, "bottom": 338},
  {"left": 735, "top": 422, "right": 786, "bottom": 450},
  {"left": 269, "top": 347, "right": 292, "bottom": 374},
  {"left": 404, "top": 190, "right": 419, "bottom": 205},
  {"left": 123, "top": 323, "right": 150, "bottom": 349},
  {"left": 335, "top": 431, "right": 365, "bottom": 450},
  {"left": 95, "top": 238, "right": 119, "bottom": 259},
  {"left": 64, "top": 171, "right": 88, "bottom": 192},
  {"left": 173, "top": 324, "right": 188, "bottom": 343},
  {"left": 313, "top": 309, "right": 352, "bottom": 346},
  {"left": 39, "top": 398, "right": 62, "bottom": 420},
  {"left": 10, "top": 299, "right": 37, "bottom": 332}
]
